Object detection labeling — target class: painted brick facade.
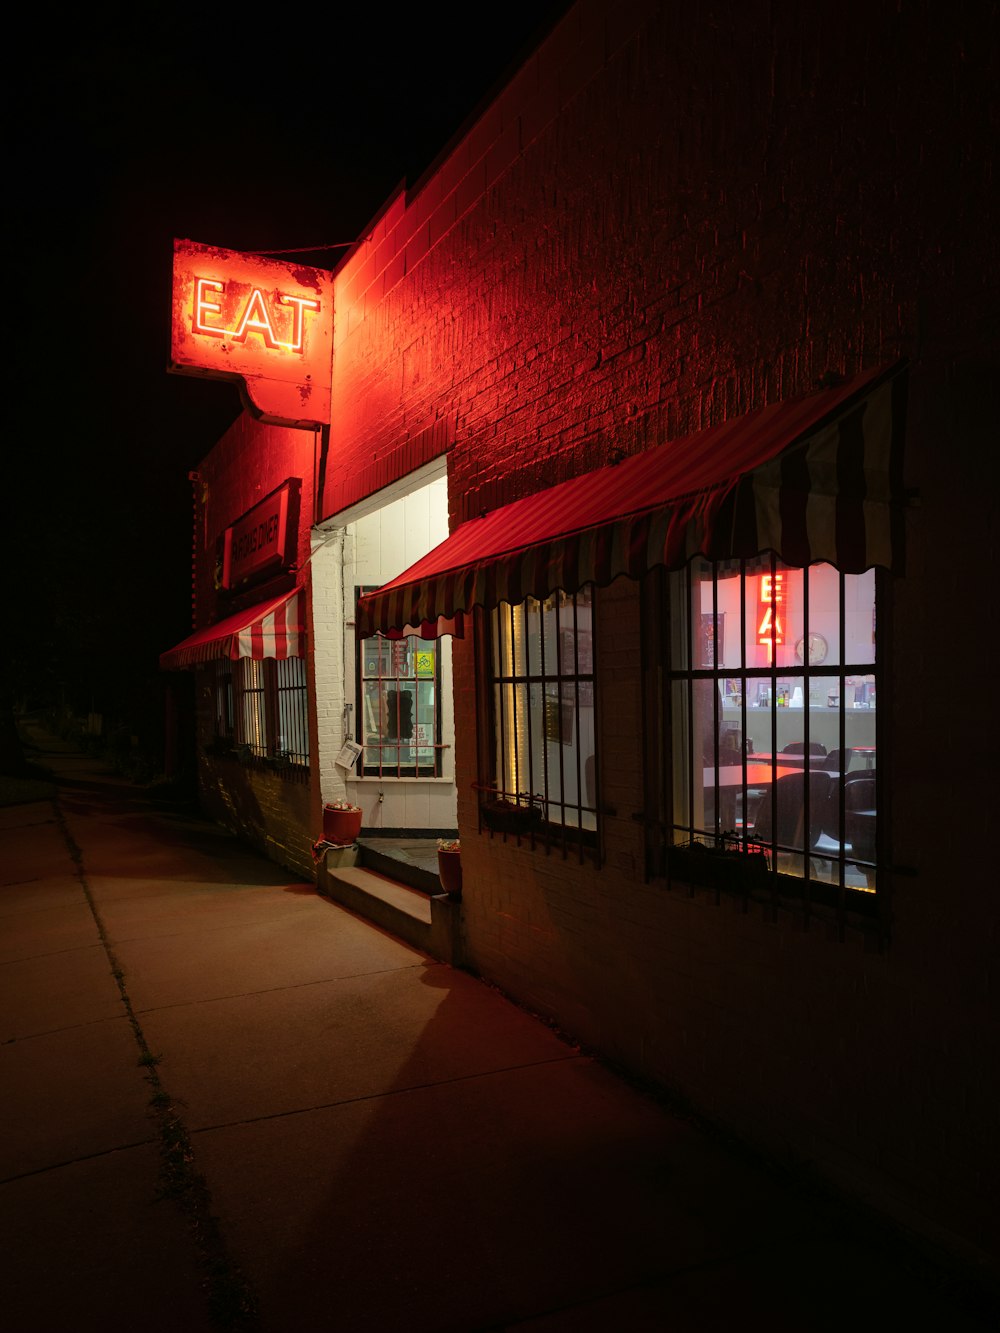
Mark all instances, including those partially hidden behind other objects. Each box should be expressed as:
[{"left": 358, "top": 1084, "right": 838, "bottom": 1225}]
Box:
[
  {"left": 181, "top": 0, "right": 997, "bottom": 1279},
  {"left": 187, "top": 415, "right": 320, "bottom": 875}
]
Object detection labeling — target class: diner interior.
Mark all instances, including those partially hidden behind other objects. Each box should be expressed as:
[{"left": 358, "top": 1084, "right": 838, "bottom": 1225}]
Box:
[{"left": 672, "top": 558, "right": 878, "bottom": 890}]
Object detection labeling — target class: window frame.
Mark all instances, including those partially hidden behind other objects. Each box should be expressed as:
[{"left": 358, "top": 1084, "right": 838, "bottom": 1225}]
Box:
[
  {"left": 209, "top": 656, "right": 310, "bottom": 770},
  {"left": 213, "top": 658, "right": 235, "bottom": 742},
  {"left": 479, "top": 585, "right": 600, "bottom": 861},
  {"left": 356, "top": 586, "right": 445, "bottom": 779},
  {"left": 645, "top": 557, "right": 889, "bottom": 930}
]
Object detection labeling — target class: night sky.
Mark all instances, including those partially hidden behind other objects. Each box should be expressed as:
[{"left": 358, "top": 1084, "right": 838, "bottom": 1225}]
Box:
[{"left": 11, "top": 7, "right": 571, "bottom": 728}]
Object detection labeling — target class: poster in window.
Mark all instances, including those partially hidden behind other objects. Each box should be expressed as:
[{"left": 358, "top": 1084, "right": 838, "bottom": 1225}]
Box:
[
  {"left": 560, "top": 629, "right": 593, "bottom": 674},
  {"left": 544, "top": 692, "right": 574, "bottom": 745},
  {"left": 698, "top": 614, "right": 724, "bottom": 668}
]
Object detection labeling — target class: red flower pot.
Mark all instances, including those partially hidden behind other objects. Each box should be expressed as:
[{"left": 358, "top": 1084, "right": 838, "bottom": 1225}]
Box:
[
  {"left": 437, "top": 849, "right": 463, "bottom": 899},
  {"left": 322, "top": 804, "right": 363, "bottom": 846}
]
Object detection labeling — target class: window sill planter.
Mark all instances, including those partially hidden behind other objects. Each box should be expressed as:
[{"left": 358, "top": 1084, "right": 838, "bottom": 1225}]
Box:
[
  {"left": 322, "top": 801, "right": 363, "bottom": 847},
  {"left": 204, "top": 738, "right": 236, "bottom": 759},
  {"left": 437, "top": 839, "right": 463, "bottom": 900},
  {"left": 481, "top": 799, "right": 544, "bottom": 836},
  {"left": 668, "top": 838, "right": 770, "bottom": 892}
]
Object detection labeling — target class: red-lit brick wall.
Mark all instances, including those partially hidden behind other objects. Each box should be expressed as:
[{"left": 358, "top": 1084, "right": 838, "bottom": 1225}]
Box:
[
  {"left": 194, "top": 678, "right": 314, "bottom": 880},
  {"left": 189, "top": 416, "right": 320, "bottom": 877},
  {"left": 202, "top": 0, "right": 997, "bottom": 1270},
  {"left": 325, "top": 0, "right": 996, "bottom": 1269},
  {"left": 192, "top": 413, "right": 318, "bottom": 620}
]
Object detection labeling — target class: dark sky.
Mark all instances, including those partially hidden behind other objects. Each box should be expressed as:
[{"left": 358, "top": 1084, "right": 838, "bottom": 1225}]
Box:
[{"left": 12, "top": 7, "right": 570, "bottom": 718}]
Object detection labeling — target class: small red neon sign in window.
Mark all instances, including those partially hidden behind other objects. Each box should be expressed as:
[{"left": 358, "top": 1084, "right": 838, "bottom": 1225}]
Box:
[{"left": 758, "top": 572, "right": 785, "bottom": 661}]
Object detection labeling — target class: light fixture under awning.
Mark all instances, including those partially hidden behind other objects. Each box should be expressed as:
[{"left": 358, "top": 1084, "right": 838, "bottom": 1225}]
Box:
[
  {"left": 357, "top": 361, "right": 907, "bottom": 639},
  {"left": 160, "top": 588, "right": 305, "bottom": 670}
]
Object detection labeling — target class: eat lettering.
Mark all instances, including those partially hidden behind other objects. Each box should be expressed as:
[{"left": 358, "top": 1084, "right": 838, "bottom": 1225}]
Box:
[
  {"left": 193, "top": 278, "right": 320, "bottom": 353},
  {"left": 758, "top": 571, "right": 785, "bottom": 661}
]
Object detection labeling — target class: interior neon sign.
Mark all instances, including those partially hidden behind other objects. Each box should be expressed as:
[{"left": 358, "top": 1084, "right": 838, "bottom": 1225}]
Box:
[
  {"left": 758, "top": 571, "right": 785, "bottom": 661},
  {"left": 193, "top": 279, "right": 321, "bottom": 353}
]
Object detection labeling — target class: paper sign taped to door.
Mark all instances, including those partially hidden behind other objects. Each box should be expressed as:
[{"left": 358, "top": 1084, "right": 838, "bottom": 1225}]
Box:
[{"left": 335, "top": 740, "right": 363, "bottom": 770}]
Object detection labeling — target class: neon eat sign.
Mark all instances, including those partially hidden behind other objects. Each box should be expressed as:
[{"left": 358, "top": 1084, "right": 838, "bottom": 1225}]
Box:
[
  {"left": 170, "top": 239, "right": 334, "bottom": 428},
  {"left": 758, "top": 571, "right": 785, "bottom": 662},
  {"left": 192, "top": 279, "right": 320, "bottom": 353}
]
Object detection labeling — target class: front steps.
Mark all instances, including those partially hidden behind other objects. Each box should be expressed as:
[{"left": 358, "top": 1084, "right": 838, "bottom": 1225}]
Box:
[{"left": 316, "top": 842, "right": 463, "bottom": 966}]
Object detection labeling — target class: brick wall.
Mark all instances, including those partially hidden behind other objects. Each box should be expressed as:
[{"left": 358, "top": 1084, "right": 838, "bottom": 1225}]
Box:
[
  {"left": 189, "top": 414, "right": 322, "bottom": 877},
  {"left": 193, "top": 415, "right": 319, "bottom": 625},
  {"left": 192, "top": 669, "right": 315, "bottom": 881},
  {"left": 197, "top": 0, "right": 997, "bottom": 1271}
]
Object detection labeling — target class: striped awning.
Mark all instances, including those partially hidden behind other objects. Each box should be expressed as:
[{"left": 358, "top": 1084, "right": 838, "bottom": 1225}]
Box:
[
  {"left": 160, "top": 588, "right": 305, "bottom": 670},
  {"left": 357, "top": 361, "right": 907, "bottom": 639}
]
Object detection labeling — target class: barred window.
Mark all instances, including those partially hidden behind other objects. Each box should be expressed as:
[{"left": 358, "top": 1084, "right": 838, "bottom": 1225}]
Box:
[
  {"left": 486, "top": 587, "right": 598, "bottom": 845},
  {"left": 662, "top": 555, "right": 879, "bottom": 903},
  {"left": 358, "top": 590, "right": 443, "bottom": 777},
  {"left": 274, "top": 657, "right": 309, "bottom": 764},
  {"left": 211, "top": 657, "right": 310, "bottom": 767},
  {"left": 213, "top": 659, "right": 234, "bottom": 739},
  {"left": 236, "top": 659, "right": 268, "bottom": 756}
]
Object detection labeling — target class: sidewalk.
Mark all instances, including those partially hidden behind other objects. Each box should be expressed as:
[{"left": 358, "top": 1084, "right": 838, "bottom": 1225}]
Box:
[{"left": 1, "top": 728, "right": 994, "bottom": 1331}]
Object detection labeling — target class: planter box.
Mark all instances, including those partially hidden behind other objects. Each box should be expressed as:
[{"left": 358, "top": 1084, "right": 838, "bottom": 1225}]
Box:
[
  {"left": 481, "top": 800, "right": 543, "bottom": 835},
  {"left": 668, "top": 839, "right": 770, "bottom": 892}
]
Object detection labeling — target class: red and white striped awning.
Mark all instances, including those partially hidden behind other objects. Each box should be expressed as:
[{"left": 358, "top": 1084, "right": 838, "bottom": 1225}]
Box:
[
  {"left": 357, "top": 362, "right": 907, "bottom": 639},
  {"left": 160, "top": 588, "right": 305, "bottom": 670}
]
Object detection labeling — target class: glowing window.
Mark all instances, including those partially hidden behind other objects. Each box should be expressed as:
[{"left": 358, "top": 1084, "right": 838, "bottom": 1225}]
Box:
[
  {"left": 486, "top": 587, "right": 598, "bottom": 849},
  {"left": 662, "top": 556, "right": 878, "bottom": 899},
  {"left": 357, "top": 588, "right": 443, "bottom": 778},
  {"left": 213, "top": 657, "right": 310, "bottom": 767}
]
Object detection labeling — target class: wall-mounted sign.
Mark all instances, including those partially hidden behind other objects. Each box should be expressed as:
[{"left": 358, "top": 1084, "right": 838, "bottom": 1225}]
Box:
[
  {"left": 222, "top": 479, "right": 301, "bottom": 592},
  {"left": 170, "top": 239, "right": 333, "bottom": 427}
]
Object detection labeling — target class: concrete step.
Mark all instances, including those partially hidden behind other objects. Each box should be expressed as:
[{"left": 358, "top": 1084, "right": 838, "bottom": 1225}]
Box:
[
  {"left": 356, "top": 838, "right": 441, "bottom": 896},
  {"left": 317, "top": 854, "right": 463, "bottom": 966}
]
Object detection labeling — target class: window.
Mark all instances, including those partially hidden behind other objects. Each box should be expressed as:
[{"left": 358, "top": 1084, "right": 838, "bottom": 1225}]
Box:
[
  {"left": 663, "top": 556, "right": 879, "bottom": 898},
  {"left": 211, "top": 657, "right": 310, "bottom": 767},
  {"left": 273, "top": 658, "right": 310, "bottom": 763},
  {"left": 237, "top": 659, "right": 269, "bottom": 755},
  {"left": 358, "top": 597, "right": 444, "bottom": 777},
  {"left": 486, "top": 587, "right": 598, "bottom": 843},
  {"left": 213, "top": 659, "right": 234, "bottom": 740}
]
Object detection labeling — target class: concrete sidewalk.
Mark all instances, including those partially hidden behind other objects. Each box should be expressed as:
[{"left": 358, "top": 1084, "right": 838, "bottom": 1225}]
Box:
[{"left": 1, "top": 731, "right": 993, "bottom": 1331}]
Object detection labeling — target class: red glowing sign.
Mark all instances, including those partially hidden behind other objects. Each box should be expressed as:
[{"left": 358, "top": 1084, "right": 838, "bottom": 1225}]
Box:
[
  {"left": 170, "top": 239, "right": 333, "bottom": 427},
  {"left": 221, "top": 479, "right": 301, "bottom": 592},
  {"left": 758, "top": 571, "right": 785, "bottom": 661}
]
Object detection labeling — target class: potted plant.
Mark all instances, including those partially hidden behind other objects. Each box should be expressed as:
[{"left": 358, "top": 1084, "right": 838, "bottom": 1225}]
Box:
[
  {"left": 322, "top": 799, "right": 363, "bottom": 846},
  {"left": 437, "top": 838, "right": 462, "bottom": 899}
]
